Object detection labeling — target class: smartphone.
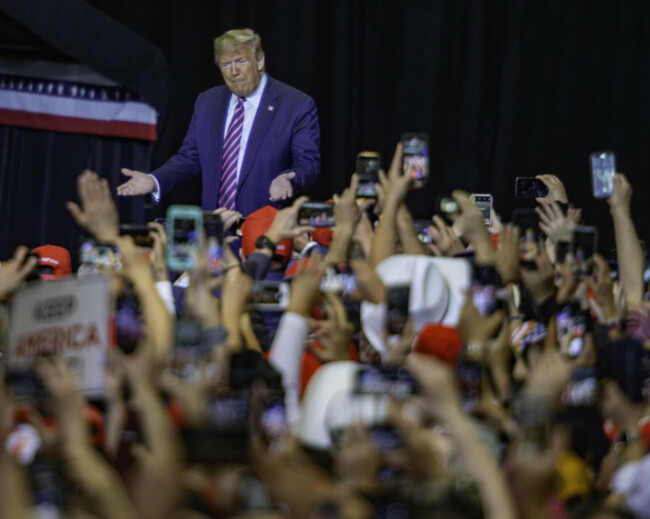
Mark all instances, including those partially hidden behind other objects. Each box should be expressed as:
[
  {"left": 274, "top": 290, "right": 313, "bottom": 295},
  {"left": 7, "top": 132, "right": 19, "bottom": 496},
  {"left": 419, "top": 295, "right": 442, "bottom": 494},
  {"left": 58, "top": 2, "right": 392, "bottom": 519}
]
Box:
[
  {"left": 320, "top": 269, "right": 358, "bottom": 295},
  {"left": 386, "top": 285, "right": 410, "bottom": 336},
  {"left": 472, "top": 194, "right": 492, "bottom": 226},
  {"left": 515, "top": 177, "right": 549, "bottom": 198},
  {"left": 590, "top": 151, "right": 616, "bottom": 199},
  {"left": 297, "top": 202, "right": 335, "bottom": 227},
  {"left": 562, "top": 370, "right": 598, "bottom": 407},
  {"left": 249, "top": 281, "right": 290, "bottom": 310},
  {"left": 556, "top": 304, "right": 587, "bottom": 359},
  {"left": 260, "top": 393, "right": 287, "bottom": 445},
  {"left": 119, "top": 224, "right": 154, "bottom": 248},
  {"left": 401, "top": 133, "right": 429, "bottom": 188},
  {"left": 79, "top": 239, "right": 121, "bottom": 271},
  {"left": 166, "top": 205, "right": 203, "bottom": 272},
  {"left": 356, "top": 151, "right": 381, "bottom": 198},
  {"left": 115, "top": 288, "right": 143, "bottom": 355},
  {"left": 5, "top": 368, "right": 46, "bottom": 405},
  {"left": 456, "top": 360, "right": 482, "bottom": 410},
  {"left": 353, "top": 366, "right": 418, "bottom": 398},
  {"left": 203, "top": 213, "right": 224, "bottom": 275},
  {"left": 571, "top": 225, "right": 598, "bottom": 275},
  {"left": 413, "top": 220, "right": 433, "bottom": 244},
  {"left": 512, "top": 208, "right": 541, "bottom": 265},
  {"left": 471, "top": 282, "right": 504, "bottom": 316},
  {"left": 556, "top": 240, "right": 570, "bottom": 264},
  {"left": 437, "top": 195, "right": 459, "bottom": 215}
]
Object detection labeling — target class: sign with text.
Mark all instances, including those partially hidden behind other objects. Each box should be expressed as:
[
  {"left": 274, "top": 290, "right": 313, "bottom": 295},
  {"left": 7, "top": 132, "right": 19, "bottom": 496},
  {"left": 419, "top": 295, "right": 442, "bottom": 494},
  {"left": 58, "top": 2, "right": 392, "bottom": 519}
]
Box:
[{"left": 8, "top": 275, "right": 111, "bottom": 398}]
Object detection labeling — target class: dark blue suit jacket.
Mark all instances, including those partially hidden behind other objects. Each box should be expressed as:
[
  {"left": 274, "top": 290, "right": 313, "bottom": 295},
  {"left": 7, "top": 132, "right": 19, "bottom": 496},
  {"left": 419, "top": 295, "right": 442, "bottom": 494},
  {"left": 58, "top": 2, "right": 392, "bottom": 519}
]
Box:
[{"left": 151, "top": 76, "right": 321, "bottom": 216}]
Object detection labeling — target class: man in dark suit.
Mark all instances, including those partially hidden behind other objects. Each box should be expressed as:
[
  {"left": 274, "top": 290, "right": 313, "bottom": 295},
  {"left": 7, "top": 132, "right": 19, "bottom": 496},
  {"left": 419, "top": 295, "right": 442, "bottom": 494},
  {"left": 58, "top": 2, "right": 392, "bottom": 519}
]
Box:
[{"left": 117, "top": 28, "right": 320, "bottom": 216}]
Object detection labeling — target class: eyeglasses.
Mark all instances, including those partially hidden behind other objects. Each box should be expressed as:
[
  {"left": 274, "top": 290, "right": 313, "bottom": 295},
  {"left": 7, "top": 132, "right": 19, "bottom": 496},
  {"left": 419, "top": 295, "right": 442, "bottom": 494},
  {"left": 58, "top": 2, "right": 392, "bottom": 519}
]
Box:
[{"left": 219, "top": 58, "right": 249, "bottom": 71}]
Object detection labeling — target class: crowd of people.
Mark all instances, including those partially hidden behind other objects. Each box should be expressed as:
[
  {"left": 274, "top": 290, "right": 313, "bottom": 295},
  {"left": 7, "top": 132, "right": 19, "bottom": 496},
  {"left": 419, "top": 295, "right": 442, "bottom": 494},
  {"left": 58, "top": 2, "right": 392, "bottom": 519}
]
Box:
[{"left": 0, "top": 141, "right": 649, "bottom": 519}]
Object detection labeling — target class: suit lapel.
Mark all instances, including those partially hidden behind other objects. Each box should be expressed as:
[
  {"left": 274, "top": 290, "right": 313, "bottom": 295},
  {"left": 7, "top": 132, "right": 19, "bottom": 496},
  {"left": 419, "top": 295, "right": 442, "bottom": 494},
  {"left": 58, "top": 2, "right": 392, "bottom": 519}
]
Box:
[{"left": 238, "top": 77, "right": 278, "bottom": 187}]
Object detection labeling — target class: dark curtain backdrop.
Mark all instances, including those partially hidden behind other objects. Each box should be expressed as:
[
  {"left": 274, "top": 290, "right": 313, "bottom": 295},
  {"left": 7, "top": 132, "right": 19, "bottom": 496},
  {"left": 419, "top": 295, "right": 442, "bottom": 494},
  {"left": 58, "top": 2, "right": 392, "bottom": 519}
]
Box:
[{"left": 2, "top": 0, "right": 650, "bottom": 258}]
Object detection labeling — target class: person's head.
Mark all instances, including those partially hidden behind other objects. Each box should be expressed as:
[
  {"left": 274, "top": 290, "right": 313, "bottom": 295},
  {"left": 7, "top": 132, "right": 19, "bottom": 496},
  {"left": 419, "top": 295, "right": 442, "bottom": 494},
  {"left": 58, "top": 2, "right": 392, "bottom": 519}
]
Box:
[{"left": 213, "top": 28, "right": 265, "bottom": 97}]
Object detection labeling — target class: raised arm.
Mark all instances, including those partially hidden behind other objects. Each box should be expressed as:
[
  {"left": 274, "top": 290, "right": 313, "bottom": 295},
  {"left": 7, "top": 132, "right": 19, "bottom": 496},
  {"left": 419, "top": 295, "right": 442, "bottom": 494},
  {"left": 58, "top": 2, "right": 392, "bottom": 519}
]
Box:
[{"left": 608, "top": 174, "right": 644, "bottom": 311}]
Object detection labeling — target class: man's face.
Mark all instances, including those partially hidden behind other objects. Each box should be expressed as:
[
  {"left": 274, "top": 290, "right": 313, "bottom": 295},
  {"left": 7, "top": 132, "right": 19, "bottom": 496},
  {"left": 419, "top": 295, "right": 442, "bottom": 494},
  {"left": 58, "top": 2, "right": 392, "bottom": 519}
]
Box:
[{"left": 217, "top": 46, "right": 264, "bottom": 97}]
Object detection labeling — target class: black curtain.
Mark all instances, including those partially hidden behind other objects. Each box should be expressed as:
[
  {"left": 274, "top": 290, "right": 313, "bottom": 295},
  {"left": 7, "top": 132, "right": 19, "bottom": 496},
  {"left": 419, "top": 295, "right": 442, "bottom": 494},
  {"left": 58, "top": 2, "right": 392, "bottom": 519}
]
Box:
[
  {"left": 0, "top": 126, "right": 152, "bottom": 265},
  {"left": 0, "top": 0, "right": 169, "bottom": 263},
  {"left": 2, "top": 0, "right": 650, "bottom": 257}
]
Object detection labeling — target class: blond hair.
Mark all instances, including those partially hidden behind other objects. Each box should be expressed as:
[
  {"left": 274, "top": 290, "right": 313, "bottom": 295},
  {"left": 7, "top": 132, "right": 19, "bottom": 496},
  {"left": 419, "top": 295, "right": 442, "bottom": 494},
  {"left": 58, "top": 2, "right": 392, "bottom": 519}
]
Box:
[{"left": 213, "top": 28, "right": 264, "bottom": 62}]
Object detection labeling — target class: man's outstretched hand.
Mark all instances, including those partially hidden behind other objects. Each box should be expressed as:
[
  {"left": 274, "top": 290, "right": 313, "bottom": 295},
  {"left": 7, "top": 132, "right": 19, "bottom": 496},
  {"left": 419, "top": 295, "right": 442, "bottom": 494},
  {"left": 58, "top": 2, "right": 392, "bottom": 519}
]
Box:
[
  {"left": 117, "top": 168, "right": 156, "bottom": 197},
  {"left": 269, "top": 171, "right": 295, "bottom": 202}
]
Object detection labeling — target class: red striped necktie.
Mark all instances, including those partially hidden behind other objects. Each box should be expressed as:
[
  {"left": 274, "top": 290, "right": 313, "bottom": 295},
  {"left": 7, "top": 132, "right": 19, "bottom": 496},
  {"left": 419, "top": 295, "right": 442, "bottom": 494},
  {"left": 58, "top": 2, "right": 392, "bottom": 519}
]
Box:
[{"left": 218, "top": 96, "right": 246, "bottom": 210}]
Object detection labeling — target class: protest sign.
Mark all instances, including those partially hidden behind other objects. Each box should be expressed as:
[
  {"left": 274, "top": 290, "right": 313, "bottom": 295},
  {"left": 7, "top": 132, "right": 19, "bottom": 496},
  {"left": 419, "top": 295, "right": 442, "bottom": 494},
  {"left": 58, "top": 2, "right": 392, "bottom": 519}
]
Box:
[{"left": 8, "top": 275, "right": 111, "bottom": 398}]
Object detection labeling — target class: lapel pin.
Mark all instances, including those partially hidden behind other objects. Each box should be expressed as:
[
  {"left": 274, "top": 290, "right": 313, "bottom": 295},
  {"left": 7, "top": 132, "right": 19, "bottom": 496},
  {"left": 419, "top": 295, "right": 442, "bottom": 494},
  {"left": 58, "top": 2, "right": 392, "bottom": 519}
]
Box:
[{"left": 268, "top": 105, "right": 274, "bottom": 111}]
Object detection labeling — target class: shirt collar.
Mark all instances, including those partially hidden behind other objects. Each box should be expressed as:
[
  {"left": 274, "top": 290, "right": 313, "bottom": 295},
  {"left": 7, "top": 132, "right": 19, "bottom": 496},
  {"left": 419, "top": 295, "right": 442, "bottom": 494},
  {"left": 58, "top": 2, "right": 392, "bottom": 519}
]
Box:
[{"left": 230, "top": 73, "right": 267, "bottom": 109}]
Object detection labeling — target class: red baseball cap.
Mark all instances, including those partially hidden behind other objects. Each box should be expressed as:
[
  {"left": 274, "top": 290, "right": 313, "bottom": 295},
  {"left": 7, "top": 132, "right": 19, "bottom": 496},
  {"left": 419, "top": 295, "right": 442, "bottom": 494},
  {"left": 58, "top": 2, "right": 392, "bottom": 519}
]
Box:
[
  {"left": 413, "top": 323, "right": 463, "bottom": 366},
  {"left": 241, "top": 206, "right": 293, "bottom": 264},
  {"left": 31, "top": 245, "right": 72, "bottom": 279}
]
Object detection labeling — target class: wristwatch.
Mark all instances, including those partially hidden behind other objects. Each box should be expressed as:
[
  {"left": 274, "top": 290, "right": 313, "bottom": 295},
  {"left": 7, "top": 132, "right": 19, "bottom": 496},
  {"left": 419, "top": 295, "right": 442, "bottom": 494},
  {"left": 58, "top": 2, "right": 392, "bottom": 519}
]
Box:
[{"left": 254, "top": 235, "right": 277, "bottom": 252}]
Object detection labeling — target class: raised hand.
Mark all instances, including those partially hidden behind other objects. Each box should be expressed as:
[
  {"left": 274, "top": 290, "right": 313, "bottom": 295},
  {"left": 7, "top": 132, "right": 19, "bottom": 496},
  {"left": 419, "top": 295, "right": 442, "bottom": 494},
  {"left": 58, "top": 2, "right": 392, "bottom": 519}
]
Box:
[
  {"left": 117, "top": 168, "right": 157, "bottom": 196},
  {"left": 0, "top": 246, "right": 38, "bottom": 301},
  {"left": 67, "top": 169, "right": 120, "bottom": 243}
]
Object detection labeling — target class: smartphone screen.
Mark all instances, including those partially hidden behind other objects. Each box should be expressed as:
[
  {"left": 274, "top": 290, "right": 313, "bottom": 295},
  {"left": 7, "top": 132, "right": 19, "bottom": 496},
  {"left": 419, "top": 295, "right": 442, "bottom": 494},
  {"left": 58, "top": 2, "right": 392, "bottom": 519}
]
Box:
[
  {"left": 166, "top": 206, "right": 203, "bottom": 271},
  {"left": 401, "top": 133, "right": 429, "bottom": 188},
  {"left": 260, "top": 394, "right": 287, "bottom": 445},
  {"left": 412, "top": 220, "right": 432, "bottom": 244},
  {"left": 204, "top": 213, "right": 224, "bottom": 275},
  {"left": 556, "top": 305, "right": 586, "bottom": 359},
  {"left": 356, "top": 151, "right": 381, "bottom": 198},
  {"left": 590, "top": 151, "right": 615, "bottom": 199},
  {"left": 354, "top": 366, "right": 418, "bottom": 398},
  {"left": 512, "top": 209, "right": 541, "bottom": 264},
  {"left": 297, "top": 202, "right": 335, "bottom": 227},
  {"left": 456, "top": 360, "right": 482, "bottom": 410},
  {"left": 471, "top": 283, "right": 503, "bottom": 316},
  {"left": 438, "top": 196, "right": 459, "bottom": 215},
  {"left": 249, "top": 281, "right": 289, "bottom": 310},
  {"left": 320, "top": 270, "right": 358, "bottom": 295},
  {"left": 79, "top": 240, "right": 121, "bottom": 271},
  {"left": 386, "top": 285, "right": 410, "bottom": 336},
  {"left": 472, "top": 194, "right": 492, "bottom": 226},
  {"left": 571, "top": 226, "right": 597, "bottom": 275},
  {"left": 515, "top": 177, "right": 549, "bottom": 198},
  {"left": 561, "top": 368, "right": 598, "bottom": 407},
  {"left": 115, "top": 288, "right": 143, "bottom": 354}
]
